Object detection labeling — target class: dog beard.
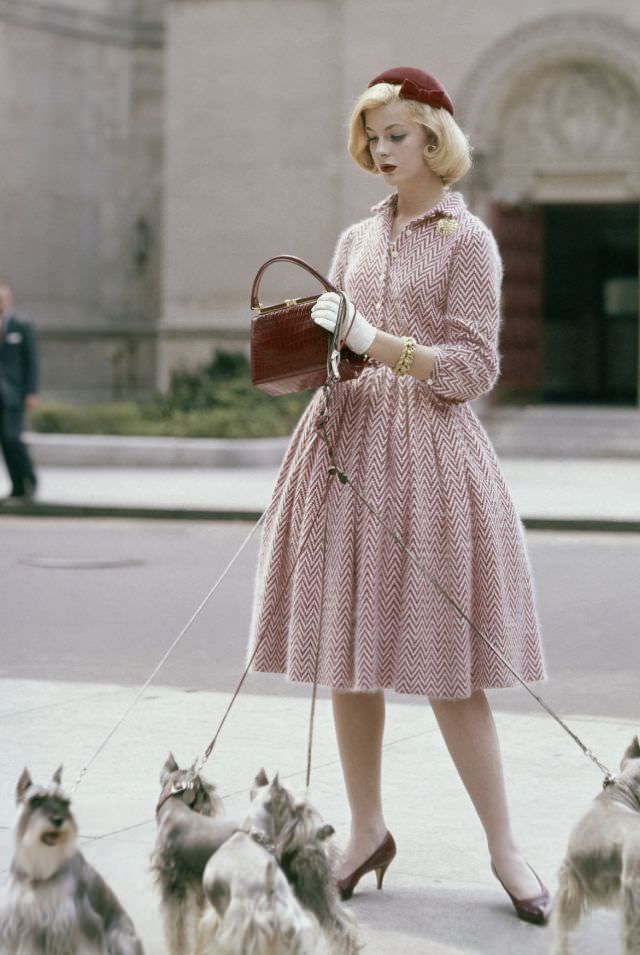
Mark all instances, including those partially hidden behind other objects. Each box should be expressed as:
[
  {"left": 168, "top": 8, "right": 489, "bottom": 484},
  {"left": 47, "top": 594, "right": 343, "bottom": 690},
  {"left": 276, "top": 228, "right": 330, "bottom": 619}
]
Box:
[{"left": 12, "top": 801, "right": 78, "bottom": 883}]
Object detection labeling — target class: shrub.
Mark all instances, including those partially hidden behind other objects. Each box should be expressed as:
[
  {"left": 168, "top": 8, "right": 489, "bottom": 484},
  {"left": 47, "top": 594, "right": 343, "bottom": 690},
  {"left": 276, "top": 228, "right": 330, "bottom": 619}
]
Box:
[{"left": 31, "top": 350, "right": 313, "bottom": 438}]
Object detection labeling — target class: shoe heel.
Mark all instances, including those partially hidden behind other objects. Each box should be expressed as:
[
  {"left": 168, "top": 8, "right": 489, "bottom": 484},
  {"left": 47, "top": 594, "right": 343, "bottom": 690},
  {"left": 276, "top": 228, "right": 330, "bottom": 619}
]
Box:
[{"left": 375, "top": 863, "right": 389, "bottom": 890}]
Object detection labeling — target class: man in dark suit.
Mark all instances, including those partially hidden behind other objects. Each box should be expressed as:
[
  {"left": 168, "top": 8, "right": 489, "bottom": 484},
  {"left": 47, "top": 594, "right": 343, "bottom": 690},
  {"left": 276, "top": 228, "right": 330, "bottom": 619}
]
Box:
[{"left": 0, "top": 285, "right": 39, "bottom": 502}]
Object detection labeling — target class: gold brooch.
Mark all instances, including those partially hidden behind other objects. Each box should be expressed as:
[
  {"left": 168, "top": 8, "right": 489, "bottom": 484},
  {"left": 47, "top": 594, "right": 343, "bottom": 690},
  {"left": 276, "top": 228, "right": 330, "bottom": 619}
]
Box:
[{"left": 436, "top": 217, "right": 457, "bottom": 237}]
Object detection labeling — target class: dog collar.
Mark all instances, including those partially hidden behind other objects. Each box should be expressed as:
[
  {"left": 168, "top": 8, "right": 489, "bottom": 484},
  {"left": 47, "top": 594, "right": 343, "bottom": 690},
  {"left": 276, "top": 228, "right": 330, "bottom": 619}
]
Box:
[
  {"left": 155, "top": 781, "right": 196, "bottom": 816},
  {"left": 240, "top": 826, "right": 277, "bottom": 857}
]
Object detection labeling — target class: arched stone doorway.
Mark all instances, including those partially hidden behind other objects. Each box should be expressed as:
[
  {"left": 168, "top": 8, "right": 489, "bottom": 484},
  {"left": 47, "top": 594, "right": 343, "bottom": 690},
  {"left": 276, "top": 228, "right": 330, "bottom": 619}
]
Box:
[{"left": 458, "top": 15, "right": 640, "bottom": 406}]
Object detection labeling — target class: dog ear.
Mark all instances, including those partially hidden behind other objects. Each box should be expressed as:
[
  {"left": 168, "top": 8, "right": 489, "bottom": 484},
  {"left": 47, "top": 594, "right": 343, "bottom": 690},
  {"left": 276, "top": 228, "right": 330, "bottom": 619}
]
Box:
[
  {"left": 317, "top": 823, "right": 335, "bottom": 841},
  {"left": 250, "top": 768, "right": 270, "bottom": 801},
  {"left": 160, "top": 753, "right": 179, "bottom": 785},
  {"left": 254, "top": 768, "right": 269, "bottom": 787},
  {"left": 16, "top": 768, "right": 32, "bottom": 803},
  {"left": 621, "top": 736, "right": 640, "bottom": 769},
  {"left": 52, "top": 765, "right": 63, "bottom": 785}
]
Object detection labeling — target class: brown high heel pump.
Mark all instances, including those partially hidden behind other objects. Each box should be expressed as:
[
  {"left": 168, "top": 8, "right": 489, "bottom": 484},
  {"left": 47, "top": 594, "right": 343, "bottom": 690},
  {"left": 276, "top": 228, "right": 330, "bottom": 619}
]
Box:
[
  {"left": 336, "top": 831, "right": 397, "bottom": 901},
  {"left": 491, "top": 861, "right": 552, "bottom": 925}
]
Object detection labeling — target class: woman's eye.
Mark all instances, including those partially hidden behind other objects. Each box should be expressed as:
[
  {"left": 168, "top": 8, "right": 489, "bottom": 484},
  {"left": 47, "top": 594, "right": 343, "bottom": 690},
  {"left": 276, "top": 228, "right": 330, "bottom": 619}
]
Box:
[
  {"left": 367, "top": 137, "right": 378, "bottom": 144},
  {"left": 391, "top": 134, "right": 406, "bottom": 142}
]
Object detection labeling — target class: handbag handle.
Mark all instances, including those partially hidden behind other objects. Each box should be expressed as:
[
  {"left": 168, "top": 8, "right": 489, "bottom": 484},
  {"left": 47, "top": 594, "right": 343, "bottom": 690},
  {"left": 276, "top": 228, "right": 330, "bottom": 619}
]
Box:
[
  {"left": 250, "top": 255, "right": 337, "bottom": 310},
  {"left": 251, "top": 254, "right": 350, "bottom": 382}
]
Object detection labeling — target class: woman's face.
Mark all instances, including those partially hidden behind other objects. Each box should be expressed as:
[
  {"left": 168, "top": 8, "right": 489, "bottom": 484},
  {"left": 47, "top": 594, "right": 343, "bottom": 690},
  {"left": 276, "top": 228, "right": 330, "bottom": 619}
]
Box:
[{"left": 364, "top": 101, "right": 430, "bottom": 185}]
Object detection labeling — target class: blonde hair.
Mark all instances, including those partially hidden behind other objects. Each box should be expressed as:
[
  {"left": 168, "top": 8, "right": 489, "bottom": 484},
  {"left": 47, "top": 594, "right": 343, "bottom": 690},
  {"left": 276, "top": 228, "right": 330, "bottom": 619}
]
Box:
[{"left": 348, "top": 82, "right": 472, "bottom": 186}]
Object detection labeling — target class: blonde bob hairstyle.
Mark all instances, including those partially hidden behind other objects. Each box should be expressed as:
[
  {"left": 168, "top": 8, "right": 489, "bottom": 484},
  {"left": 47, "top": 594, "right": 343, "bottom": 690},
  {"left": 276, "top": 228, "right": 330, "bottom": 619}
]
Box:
[{"left": 348, "top": 82, "right": 472, "bottom": 186}]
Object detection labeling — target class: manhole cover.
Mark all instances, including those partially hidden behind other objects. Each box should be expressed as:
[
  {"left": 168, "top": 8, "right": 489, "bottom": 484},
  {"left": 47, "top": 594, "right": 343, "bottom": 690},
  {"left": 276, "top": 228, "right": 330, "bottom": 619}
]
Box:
[{"left": 20, "top": 557, "right": 146, "bottom": 570}]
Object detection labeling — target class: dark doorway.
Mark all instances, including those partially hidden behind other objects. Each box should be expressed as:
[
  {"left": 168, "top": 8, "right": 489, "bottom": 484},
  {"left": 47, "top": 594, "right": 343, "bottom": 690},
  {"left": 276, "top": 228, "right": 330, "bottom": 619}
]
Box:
[{"left": 543, "top": 204, "right": 639, "bottom": 404}]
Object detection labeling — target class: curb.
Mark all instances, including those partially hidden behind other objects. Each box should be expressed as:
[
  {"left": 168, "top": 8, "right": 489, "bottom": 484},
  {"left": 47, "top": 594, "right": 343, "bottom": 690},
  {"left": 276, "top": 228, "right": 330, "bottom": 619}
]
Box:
[
  {"left": 2, "top": 500, "right": 639, "bottom": 533},
  {"left": 26, "top": 432, "right": 289, "bottom": 468},
  {"left": 0, "top": 502, "right": 264, "bottom": 522}
]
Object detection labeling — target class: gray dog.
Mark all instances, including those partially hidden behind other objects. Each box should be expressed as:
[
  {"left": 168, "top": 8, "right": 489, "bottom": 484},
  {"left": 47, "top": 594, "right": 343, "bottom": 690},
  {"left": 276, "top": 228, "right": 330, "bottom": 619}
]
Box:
[
  {"left": 244, "top": 770, "right": 360, "bottom": 955},
  {"left": 0, "top": 767, "right": 143, "bottom": 955},
  {"left": 198, "top": 830, "right": 333, "bottom": 955},
  {"left": 551, "top": 736, "right": 640, "bottom": 954},
  {"left": 151, "top": 754, "right": 238, "bottom": 955}
]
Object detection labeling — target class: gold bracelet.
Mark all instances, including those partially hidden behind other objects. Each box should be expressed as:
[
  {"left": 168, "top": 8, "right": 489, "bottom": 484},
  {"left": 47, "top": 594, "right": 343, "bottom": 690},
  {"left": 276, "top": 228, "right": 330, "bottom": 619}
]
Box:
[{"left": 392, "top": 336, "right": 417, "bottom": 377}]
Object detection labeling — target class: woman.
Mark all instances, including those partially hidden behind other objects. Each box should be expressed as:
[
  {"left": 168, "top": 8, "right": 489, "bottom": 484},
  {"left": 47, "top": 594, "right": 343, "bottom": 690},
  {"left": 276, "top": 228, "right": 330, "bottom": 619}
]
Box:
[{"left": 248, "top": 66, "right": 550, "bottom": 924}]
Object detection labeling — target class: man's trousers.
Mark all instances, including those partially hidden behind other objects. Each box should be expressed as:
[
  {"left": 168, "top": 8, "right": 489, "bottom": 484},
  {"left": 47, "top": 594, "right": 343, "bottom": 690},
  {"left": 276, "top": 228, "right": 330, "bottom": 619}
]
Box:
[{"left": 0, "top": 401, "right": 37, "bottom": 496}]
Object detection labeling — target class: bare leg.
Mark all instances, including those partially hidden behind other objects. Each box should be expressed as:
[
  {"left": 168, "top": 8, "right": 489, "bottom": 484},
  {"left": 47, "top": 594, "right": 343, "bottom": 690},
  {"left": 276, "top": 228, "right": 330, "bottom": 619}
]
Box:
[
  {"left": 430, "top": 689, "right": 541, "bottom": 899},
  {"left": 331, "top": 689, "right": 388, "bottom": 880}
]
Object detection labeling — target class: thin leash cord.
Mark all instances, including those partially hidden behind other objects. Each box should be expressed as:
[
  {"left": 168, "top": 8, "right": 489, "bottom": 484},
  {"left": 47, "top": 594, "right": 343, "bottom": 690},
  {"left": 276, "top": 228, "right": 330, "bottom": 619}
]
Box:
[
  {"left": 305, "top": 478, "right": 333, "bottom": 789},
  {"left": 71, "top": 512, "right": 266, "bottom": 794},
  {"left": 197, "top": 432, "right": 334, "bottom": 778},
  {"left": 316, "top": 376, "right": 615, "bottom": 786},
  {"left": 198, "top": 305, "right": 347, "bottom": 783}
]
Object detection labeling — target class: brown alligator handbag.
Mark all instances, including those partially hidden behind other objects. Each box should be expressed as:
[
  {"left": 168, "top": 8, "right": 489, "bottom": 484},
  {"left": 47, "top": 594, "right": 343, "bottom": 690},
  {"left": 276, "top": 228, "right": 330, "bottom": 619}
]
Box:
[{"left": 250, "top": 255, "right": 370, "bottom": 395}]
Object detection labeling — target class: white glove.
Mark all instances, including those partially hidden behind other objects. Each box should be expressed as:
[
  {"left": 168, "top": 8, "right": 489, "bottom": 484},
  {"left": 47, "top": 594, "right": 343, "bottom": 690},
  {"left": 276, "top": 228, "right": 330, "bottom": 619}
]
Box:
[{"left": 311, "top": 292, "right": 377, "bottom": 355}]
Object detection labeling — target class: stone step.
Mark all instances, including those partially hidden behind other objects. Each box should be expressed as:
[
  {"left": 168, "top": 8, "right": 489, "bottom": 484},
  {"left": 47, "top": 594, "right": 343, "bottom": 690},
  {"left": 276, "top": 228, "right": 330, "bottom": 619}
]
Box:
[{"left": 481, "top": 406, "right": 640, "bottom": 457}]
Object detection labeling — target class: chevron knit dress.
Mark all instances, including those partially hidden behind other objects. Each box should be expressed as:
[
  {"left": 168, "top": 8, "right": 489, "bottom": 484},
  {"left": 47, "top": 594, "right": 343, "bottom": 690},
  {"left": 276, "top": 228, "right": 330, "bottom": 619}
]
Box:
[{"left": 248, "top": 190, "right": 546, "bottom": 698}]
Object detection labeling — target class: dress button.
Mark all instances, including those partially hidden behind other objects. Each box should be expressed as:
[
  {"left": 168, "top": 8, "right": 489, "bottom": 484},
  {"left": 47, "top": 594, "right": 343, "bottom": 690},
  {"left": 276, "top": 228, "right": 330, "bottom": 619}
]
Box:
[
  {"left": 426, "top": 377, "right": 433, "bottom": 385},
  {"left": 375, "top": 303, "right": 382, "bottom": 311}
]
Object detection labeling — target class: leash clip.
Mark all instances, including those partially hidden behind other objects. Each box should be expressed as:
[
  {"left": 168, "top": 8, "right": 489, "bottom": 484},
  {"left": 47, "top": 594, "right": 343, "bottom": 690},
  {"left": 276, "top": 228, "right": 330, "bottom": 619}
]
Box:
[{"left": 328, "top": 464, "right": 348, "bottom": 484}]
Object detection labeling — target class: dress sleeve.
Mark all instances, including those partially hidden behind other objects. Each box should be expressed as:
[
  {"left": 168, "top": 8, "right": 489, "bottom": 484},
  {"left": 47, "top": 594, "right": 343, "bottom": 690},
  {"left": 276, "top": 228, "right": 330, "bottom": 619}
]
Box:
[
  {"left": 327, "top": 226, "right": 354, "bottom": 289},
  {"left": 428, "top": 227, "right": 502, "bottom": 404}
]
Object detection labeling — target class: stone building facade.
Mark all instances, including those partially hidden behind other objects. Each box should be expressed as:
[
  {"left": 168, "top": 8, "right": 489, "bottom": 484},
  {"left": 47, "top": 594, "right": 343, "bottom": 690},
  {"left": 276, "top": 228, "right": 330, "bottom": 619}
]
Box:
[
  {"left": 0, "top": 0, "right": 164, "bottom": 400},
  {"left": 3, "top": 0, "right": 640, "bottom": 436}
]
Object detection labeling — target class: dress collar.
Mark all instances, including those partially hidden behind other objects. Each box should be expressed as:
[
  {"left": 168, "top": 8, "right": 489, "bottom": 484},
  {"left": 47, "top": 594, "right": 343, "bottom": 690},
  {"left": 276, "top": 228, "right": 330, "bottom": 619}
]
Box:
[{"left": 371, "top": 189, "right": 464, "bottom": 224}]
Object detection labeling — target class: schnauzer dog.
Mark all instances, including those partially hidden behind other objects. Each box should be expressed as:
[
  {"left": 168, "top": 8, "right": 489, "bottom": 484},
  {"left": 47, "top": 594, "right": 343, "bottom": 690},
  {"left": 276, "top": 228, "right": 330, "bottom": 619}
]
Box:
[
  {"left": 243, "top": 770, "right": 360, "bottom": 955},
  {"left": 197, "top": 829, "right": 331, "bottom": 955},
  {"left": 551, "top": 736, "right": 640, "bottom": 954},
  {"left": 0, "top": 766, "right": 143, "bottom": 955},
  {"left": 151, "top": 754, "right": 238, "bottom": 955}
]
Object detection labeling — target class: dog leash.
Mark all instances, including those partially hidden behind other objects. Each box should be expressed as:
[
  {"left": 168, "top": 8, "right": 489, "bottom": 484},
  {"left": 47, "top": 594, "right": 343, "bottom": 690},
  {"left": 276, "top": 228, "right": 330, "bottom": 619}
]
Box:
[
  {"left": 70, "top": 514, "right": 266, "bottom": 794},
  {"left": 194, "top": 461, "right": 334, "bottom": 788},
  {"left": 193, "top": 309, "right": 615, "bottom": 791},
  {"left": 313, "top": 372, "right": 616, "bottom": 788},
  {"left": 194, "top": 298, "right": 352, "bottom": 788},
  {"left": 68, "top": 329, "right": 615, "bottom": 793}
]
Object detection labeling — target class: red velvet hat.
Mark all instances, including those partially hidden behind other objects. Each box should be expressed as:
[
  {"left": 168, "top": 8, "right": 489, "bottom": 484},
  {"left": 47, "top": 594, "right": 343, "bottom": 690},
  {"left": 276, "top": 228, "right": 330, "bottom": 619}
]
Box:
[{"left": 367, "top": 66, "right": 454, "bottom": 116}]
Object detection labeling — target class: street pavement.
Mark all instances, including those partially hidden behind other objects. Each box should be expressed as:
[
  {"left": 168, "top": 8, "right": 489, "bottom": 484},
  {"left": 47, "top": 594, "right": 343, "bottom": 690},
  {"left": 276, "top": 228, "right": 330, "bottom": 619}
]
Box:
[{"left": 1, "top": 456, "right": 639, "bottom": 953}]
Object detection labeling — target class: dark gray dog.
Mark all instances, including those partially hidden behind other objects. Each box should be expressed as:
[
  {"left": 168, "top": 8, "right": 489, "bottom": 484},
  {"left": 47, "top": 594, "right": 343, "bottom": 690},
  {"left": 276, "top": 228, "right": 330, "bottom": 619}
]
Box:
[
  {"left": 0, "top": 767, "right": 143, "bottom": 955},
  {"left": 151, "top": 754, "right": 238, "bottom": 955},
  {"left": 551, "top": 736, "right": 640, "bottom": 954},
  {"left": 198, "top": 830, "right": 331, "bottom": 955},
  {"left": 244, "top": 770, "right": 360, "bottom": 955}
]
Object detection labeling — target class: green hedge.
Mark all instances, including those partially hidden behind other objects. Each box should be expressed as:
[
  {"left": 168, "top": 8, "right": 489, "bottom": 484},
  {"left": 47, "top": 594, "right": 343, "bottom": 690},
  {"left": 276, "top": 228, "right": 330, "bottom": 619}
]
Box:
[{"left": 31, "top": 351, "right": 312, "bottom": 438}]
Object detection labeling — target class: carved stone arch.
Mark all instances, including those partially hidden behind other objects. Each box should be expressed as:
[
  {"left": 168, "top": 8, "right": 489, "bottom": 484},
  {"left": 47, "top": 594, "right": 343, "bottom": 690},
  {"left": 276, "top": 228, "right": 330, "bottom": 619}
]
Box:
[{"left": 457, "top": 14, "right": 640, "bottom": 203}]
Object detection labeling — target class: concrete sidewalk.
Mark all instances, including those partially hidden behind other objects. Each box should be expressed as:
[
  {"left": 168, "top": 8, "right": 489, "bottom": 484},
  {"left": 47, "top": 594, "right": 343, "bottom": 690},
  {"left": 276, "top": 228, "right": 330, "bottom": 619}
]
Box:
[
  {"left": 1, "top": 457, "right": 640, "bottom": 528},
  {"left": 0, "top": 677, "right": 627, "bottom": 954}
]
